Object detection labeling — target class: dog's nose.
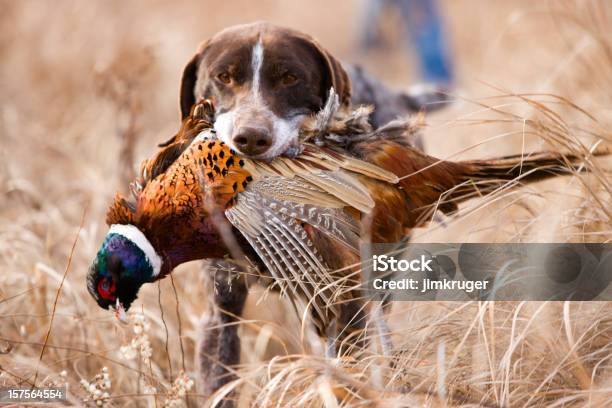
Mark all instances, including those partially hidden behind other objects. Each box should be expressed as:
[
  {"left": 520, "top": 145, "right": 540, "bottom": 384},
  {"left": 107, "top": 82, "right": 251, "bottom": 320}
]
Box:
[{"left": 232, "top": 128, "right": 272, "bottom": 156}]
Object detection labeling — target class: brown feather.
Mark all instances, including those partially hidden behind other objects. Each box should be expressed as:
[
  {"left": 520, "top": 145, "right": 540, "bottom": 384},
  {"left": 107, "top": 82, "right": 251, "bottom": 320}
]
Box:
[{"left": 105, "top": 193, "right": 135, "bottom": 225}]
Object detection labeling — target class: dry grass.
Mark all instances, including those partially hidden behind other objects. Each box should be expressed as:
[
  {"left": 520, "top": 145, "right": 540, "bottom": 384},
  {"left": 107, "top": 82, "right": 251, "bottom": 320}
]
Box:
[{"left": 0, "top": 1, "right": 611, "bottom": 407}]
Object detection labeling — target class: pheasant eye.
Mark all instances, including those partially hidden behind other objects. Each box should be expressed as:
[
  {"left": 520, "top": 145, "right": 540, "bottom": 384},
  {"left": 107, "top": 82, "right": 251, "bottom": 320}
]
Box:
[{"left": 98, "top": 277, "right": 116, "bottom": 300}]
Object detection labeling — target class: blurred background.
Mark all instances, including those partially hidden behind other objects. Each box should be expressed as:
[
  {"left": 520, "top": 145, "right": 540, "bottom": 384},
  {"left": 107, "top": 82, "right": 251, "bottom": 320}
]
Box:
[{"left": 1, "top": 1, "right": 611, "bottom": 406}]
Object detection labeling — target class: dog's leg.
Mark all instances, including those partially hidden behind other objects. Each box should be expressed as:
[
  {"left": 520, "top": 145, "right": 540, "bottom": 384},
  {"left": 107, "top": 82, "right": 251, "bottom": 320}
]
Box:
[
  {"left": 334, "top": 298, "right": 369, "bottom": 356},
  {"left": 198, "top": 260, "right": 248, "bottom": 407}
]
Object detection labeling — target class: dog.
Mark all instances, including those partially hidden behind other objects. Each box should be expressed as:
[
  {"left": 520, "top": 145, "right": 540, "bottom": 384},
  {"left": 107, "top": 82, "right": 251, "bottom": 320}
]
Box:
[{"left": 178, "top": 22, "right": 448, "bottom": 159}]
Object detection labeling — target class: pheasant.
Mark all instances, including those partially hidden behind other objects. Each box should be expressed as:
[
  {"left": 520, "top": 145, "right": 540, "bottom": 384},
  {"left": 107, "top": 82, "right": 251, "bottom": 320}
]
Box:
[{"left": 88, "top": 98, "right": 600, "bottom": 397}]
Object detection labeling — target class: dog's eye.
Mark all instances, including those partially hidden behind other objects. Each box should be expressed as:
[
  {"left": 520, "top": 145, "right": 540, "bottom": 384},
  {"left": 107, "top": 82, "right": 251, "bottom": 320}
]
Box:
[
  {"left": 281, "top": 73, "right": 299, "bottom": 86},
  {"left": 216, "top": 72, "right": 231, "bottom": 84}
]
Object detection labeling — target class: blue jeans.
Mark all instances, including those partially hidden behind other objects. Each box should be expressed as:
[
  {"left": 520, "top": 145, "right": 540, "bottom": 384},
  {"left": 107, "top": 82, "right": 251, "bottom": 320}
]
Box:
[{"left": 361, "top": 0, "right": 454, "bottom": 85}]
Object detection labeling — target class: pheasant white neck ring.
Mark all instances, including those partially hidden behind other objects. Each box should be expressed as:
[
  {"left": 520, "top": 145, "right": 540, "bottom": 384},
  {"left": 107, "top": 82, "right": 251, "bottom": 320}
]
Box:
[{"left": 108, "top": 224, "right": 162, "bottom": 277}]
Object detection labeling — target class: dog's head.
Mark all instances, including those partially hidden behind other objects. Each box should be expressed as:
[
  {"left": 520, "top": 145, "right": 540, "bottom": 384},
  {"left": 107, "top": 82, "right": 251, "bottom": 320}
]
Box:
[{"left": 179, "top": 22, "right": 350, "bottom": 159}]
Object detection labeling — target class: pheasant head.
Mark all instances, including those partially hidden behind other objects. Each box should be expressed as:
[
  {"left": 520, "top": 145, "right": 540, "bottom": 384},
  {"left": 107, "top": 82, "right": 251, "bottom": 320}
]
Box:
[{"left": 87, "top": 224, "right": 161, "bottom": 311}]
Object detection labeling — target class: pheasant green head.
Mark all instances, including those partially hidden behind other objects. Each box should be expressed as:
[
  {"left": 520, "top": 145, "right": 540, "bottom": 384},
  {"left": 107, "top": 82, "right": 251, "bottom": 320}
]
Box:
[{"left": 87, "top": 224, "right": 162, "bottom": 313}]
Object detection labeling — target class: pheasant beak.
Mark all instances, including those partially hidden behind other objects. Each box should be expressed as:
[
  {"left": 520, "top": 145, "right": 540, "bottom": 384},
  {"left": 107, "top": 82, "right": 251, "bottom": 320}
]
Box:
[{"left": 113, "top": 298, "right": 129, "bottom": 324}]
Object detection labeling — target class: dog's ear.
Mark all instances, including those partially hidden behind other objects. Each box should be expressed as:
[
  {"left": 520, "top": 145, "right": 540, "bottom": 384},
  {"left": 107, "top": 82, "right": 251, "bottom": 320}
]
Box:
[
  {"left": 179, "top": 53, "right": 201, "bottom": 120},
  {"left": 324, "top": 50, "right": 351, "bottom": 107},
  {"left": 179, "top": 40, "right": 213, "bottom": 120},
  {"left": 295, "top": 34, "right": 351, "bottom": 108}
]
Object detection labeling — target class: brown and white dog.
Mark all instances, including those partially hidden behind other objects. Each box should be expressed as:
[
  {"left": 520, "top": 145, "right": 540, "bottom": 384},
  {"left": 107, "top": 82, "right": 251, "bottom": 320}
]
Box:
[{"left": 179, "top": 22, "right": 448, "bottom": 159}]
